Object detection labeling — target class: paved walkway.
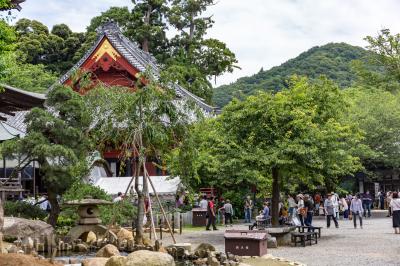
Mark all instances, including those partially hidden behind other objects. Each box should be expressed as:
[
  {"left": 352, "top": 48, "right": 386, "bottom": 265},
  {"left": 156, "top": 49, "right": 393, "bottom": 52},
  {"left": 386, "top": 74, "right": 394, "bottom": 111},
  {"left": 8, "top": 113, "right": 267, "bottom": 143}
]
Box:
[{"left": 163, "top": 211, "right": 400, "bottom": 266}]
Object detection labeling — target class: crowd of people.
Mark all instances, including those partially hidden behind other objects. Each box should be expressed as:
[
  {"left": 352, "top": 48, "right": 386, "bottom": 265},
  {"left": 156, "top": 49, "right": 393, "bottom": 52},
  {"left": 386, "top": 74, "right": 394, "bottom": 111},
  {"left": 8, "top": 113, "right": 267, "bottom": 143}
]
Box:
[
  {"left": 283, "top": 191, "right": 376, "bottom": 229},
  {"left": 198, "top": 190, "right": 400, "bottom": 234},
  {"left": 112, "top": 188, "right": 400, "bottom": 234}
]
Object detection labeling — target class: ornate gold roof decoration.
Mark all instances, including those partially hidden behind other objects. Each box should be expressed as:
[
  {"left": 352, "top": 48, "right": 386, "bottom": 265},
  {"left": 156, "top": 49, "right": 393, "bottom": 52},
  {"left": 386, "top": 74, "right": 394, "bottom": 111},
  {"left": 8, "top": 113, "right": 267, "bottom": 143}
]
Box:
[{"left": 92, "top": 38, "right": 120, "bottom": 62}]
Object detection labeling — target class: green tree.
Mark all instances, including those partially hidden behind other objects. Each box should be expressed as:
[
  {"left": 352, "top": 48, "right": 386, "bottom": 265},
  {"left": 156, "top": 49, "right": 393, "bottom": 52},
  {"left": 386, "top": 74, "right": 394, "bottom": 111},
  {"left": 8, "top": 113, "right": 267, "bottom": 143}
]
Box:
[
  {"left": 1, "top": 85, "right": 92, "bottom": 226},
  {"left": 345, "top": 87, "right": 400, "bottom": 169},
  {"left": 81, "top": 0, "right": 237, "bottom": 102},
  {"left": 165, "top": 0, "right": 237, "bottom": 102},
  {"left": 0, "top": 19, "right": 15, "bottom": 54},
  {"left": 84, "top": 2, "right": 169, "bottom": 59},
  {"left": 171, "top": 77, "right": 363, "bottom": 225},
  {"left": 0, "top": 0, "right": 12, "bottom": 9},
  {"left": 0, "top": 20, "right": 57, "bottom": 92},
  {"left": 84, "top": 72, "right": 192, "bottom": 243},
  {"left": 14, "top": 18, "right": 85, "bottom": 74},
  {"left": 348, "top": 29, "right": 400, "bottom": 175},
  {"left": 0, "top": 52, "right": 57, "bottom": 92}
]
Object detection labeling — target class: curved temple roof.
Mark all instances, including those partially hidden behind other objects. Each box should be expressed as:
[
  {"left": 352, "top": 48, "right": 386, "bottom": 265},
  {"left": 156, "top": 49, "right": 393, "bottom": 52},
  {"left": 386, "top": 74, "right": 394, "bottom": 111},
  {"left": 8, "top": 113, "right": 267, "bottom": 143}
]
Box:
[
  {"left": 0, "top": 83, "right": 45, "bottom": 121},
  {"left": 58, "top": 21, "right": 216, "bottom": 115}
]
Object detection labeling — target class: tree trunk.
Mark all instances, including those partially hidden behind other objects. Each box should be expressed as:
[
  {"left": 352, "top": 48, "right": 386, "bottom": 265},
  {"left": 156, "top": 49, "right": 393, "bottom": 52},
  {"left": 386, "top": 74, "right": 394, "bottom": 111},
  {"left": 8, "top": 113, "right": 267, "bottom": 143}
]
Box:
[
  {"left": 141, "top": 4, "right": 152, "bottom": 53},
  {"left": 47, "top": 189, "right": 60, "bottom": 227},
  {"left": 271, "top": 167, "right": 280, "bottom": 226},
  {"left": 134, "top": 160, "right": 144, "bottom": 245},
  {"left": 0, "top": 198, "right": 3, "bottom": 232},
  {"left": 0, "top": 198, "right": 3, "bottom": 254}
]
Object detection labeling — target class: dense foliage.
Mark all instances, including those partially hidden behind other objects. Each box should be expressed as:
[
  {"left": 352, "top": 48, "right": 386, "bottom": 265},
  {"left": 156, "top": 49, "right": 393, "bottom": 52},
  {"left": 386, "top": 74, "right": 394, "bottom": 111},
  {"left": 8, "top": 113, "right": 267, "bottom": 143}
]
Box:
[
  {"left": 213, "top": 43, "right": 371, "bottom": 107},
  {"left": 14, "top": 19, "right": 86, "bottom": 74},
  {"left": 1, "top": 85, "right": 92, "bottom": 226},
  {"left": 84, "top": 72, "right": 192, "bottom": 243},
  {"left": 344, "top": 29, "right": 400, "bottom": 176},
  {"left": 0, "top": 20, "right": 58, "bottom": 92},
  {"left": 0, "top": 52, "right": 57, "bottom": 92},
  {"left": 170, "top": 76, "right": 364, "bottom": 225},
  {"left": 60, "top": 182, "right": 137, "bottom": 228},
  {"left": 0, "top": 0, "right": 12, "bottom": 9},
  {"left": 4, "top": 201, "right": 47, "bottom": 220}
]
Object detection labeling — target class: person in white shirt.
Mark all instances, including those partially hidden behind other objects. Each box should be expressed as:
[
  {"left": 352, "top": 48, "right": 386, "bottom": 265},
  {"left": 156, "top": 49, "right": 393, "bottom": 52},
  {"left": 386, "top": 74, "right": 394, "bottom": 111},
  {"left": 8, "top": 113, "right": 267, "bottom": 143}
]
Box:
[
  {"left": 113, "top": 192, "right": 123, "bottom": 203},
  {"left": 296, "top": 194, "right": 305, "bottom": 226},
  {"left": 38, "top": 195, "right": 50, "bottom": 212},
  {"left": 350, "top": 193, "right": 363, "bottom": 229},
  {"left": 199, "top": 195, "right": 208, "bottom": 209},
  {"left": 390, "top": 191, "right": 400, "bottom": 234},
  {"left": 331, "top": 192, "right": 339, "bottom": 219},
  {"left": 340, "top": 197, "right": 349, "bottom": 219},
  {"left": 288, "top": 194, "right": 297, "bottom": 218}
]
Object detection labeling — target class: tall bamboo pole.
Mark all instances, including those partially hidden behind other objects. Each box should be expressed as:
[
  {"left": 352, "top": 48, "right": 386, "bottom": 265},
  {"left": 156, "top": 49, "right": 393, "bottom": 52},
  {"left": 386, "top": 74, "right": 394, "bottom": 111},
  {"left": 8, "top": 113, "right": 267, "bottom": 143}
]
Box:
[
  {"left": 145, "top": 169, "right": 176, "bottom": 243},
  {"left": 143, "top": 161, "right": 157, "bottom": 241}
]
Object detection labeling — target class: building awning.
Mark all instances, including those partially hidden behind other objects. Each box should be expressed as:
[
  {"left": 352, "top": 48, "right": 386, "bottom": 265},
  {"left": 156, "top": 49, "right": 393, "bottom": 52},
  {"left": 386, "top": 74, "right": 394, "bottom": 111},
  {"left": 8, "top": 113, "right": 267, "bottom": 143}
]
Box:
[
  {"left": 0, "top": 121, "right": 24, "bottom": 141},
  {"left": 94, "top": 176, "right": 181, "bottom": 196},
  {"left": 0, "top": 84, "right": 45, "bottom": 121}
]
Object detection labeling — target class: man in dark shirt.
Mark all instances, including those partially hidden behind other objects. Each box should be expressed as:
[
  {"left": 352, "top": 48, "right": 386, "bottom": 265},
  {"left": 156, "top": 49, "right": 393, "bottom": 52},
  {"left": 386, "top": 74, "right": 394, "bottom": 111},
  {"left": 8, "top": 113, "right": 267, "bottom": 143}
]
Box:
[
  {"left": 362, "top": 191, "right": 373, "bottom": 218},
  {"left": 304, "top": 194, "right": 314, "bottom": 227}
]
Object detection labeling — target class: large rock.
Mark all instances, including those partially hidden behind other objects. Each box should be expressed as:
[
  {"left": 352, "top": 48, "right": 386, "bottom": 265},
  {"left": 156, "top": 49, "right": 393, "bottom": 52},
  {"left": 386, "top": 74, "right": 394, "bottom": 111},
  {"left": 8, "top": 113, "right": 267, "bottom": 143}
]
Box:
[
  {"left": 194, "top": 243, "right": 216, "bottom": 252},
  {"left": 117, "top": 228, "right": 133, "bottom": 242},
  {"left": 82, "top": 258, "right": 109, "bottom": 266},
  {"left": 7, "top": 244, "right": 20, "bottom": 253},
  {"left": 207, "top": 256, "right": 220, "bottom": 266},
  {"left": 105, "top": 256, "right": 127, "bottom": 266},
  {"left": 3, "top": 217, "right": 54, "bottom": 239},
  {"left": 82, "top": 231, "right": 97, "bottom": 244},
  {"left": 75, "top": 243, "right": 89, "bottom": 253},
  {"left": 126, "top": 250, "right": 175, "bottom": 266},
  {"left": 0, "top": 253, "right": 63, "bottom": 266},
  {"left": 96, "top": 244, "right": 120, "bottom": 258},
  {"left": 22, "top": 237, "right": 34, "bottom": 249},
  {"left": 194, "top": 243, "right": 216, "bottom": 258}
]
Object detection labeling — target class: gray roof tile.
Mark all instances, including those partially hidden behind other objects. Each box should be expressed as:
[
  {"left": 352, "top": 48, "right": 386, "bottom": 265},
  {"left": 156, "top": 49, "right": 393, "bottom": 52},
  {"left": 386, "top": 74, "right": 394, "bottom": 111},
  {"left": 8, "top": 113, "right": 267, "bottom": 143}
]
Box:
[{"left": 57, "top": 22, "right": 215, "bottom": 114}]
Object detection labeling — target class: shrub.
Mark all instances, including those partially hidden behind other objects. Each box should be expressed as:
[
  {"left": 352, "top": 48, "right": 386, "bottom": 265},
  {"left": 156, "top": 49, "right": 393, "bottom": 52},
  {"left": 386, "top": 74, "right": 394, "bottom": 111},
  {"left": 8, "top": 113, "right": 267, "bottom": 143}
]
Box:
[
  {"left": 4, "top": 200, "right": 47, "bottom": 220},
  {"left": 59, "top": 181, "right": 137, "bottom": 228}
]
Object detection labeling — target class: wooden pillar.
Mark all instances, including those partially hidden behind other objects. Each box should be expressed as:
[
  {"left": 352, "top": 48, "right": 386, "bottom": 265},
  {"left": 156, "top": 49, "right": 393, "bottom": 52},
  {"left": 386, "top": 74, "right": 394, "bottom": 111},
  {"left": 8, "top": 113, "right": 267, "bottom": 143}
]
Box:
[
  {"left": 33, "top": 161, "right": 36, "bottom": 198},
  {"left": 2, "top": 157, "right": 5, "bottom": 178}
]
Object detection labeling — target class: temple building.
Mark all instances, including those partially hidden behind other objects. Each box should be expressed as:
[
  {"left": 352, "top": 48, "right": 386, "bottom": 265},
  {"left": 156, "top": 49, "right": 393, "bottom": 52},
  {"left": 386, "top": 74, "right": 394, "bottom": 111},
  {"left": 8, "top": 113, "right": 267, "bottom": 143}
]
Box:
[
  {"left": 57, "top": 21, "right": 215, "bottom": 178},
  {"left": 0, "top": 84, "right": 45, "bottom": 200}
]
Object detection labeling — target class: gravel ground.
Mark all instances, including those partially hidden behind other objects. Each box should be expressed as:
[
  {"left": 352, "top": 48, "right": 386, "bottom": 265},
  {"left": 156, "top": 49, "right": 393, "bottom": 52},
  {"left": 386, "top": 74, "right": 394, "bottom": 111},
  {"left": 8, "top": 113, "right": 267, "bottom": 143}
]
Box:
[{"left": 163, "top": 210, "right": 400, "bottom": 266}]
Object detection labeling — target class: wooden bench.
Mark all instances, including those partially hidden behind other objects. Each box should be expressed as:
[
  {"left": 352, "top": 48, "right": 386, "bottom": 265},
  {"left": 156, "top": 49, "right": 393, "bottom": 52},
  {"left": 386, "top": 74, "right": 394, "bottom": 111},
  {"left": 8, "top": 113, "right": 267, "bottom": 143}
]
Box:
[
  {"left": 291, "top": 232, "right": 318, "bottom": 247},
  {"left": 296, "top": 225, "right": 322, "bottom": 238}
]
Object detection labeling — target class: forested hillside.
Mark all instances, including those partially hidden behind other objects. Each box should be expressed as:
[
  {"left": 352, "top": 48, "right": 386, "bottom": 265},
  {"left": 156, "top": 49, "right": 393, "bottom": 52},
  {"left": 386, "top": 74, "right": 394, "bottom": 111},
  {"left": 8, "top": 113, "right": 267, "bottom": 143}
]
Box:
[{"left": 213, "top": 43, "right": 371, "bottom": 107}]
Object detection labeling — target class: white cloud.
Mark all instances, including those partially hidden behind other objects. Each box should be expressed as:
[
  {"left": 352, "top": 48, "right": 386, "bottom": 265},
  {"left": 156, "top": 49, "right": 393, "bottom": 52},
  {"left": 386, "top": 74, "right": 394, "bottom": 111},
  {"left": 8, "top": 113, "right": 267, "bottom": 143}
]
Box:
[
  {"left": 12, "top": 0, "right": 133, "bottom": 32},
  {"left": 206, "top": 0, "right": 400, "bottom": 85},
  {"left": 9, "top": 0, "right": 400, "bottom": 86}
]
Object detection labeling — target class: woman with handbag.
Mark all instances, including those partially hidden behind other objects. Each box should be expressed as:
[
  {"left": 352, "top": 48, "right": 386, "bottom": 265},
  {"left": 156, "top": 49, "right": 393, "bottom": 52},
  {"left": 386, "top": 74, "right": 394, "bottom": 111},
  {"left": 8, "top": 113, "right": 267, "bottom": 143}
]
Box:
[{"left": 297, "top": 194, "right": 305, "bottom": 226}]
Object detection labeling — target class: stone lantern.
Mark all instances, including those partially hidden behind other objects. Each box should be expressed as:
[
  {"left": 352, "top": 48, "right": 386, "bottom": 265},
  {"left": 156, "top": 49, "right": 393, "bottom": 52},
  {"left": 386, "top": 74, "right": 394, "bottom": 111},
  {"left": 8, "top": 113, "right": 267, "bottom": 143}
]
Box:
[{"left": 64, "top": 197, "right": 117, "bottom": 243}]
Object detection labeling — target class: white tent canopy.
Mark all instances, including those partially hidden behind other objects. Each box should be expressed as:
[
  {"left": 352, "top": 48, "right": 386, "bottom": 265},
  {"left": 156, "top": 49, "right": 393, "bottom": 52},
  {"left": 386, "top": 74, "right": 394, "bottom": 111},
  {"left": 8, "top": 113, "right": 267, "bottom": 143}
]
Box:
[{"left": 93, "top": 176, "right": 181, "bottom": 196}]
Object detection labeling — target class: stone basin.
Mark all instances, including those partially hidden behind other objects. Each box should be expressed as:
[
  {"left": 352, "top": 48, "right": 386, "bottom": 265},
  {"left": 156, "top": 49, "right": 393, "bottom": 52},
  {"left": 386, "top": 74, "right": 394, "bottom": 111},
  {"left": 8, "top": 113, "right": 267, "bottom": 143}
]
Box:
[
  {"left": 63, "top": 199, "right": 113, "bottom": 206},
  {"left": 264, "top": 226, "right": 296, "bottom": 246}
]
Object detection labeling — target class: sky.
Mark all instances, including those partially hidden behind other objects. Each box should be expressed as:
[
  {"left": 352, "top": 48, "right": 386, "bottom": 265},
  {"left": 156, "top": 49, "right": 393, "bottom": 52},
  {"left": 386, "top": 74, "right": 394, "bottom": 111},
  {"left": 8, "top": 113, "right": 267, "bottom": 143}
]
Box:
[{"left": 10, "top": 0, "right": 400, "bottom": 86}]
